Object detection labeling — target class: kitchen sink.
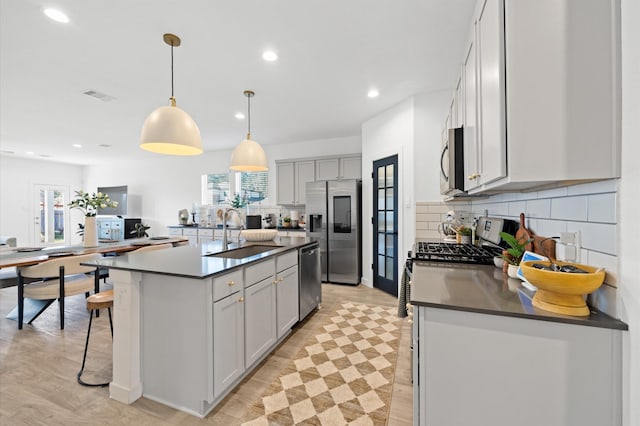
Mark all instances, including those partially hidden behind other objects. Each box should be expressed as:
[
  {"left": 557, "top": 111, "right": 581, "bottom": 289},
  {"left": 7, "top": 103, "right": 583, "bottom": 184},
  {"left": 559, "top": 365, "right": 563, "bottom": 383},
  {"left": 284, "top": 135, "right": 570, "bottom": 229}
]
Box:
[{"left": 206, "top": 245, "right": 282, "bottom": 259}]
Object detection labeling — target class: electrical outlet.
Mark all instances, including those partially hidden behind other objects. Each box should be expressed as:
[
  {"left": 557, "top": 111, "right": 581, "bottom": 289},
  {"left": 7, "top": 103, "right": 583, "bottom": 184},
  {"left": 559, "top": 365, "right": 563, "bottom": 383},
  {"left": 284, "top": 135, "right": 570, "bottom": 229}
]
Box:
[
  {"left": 558, "top": 231, "right": 581, "bottom": 262},
  {"left": 560, "top": 232, "right": 577, "bottom": 244}
]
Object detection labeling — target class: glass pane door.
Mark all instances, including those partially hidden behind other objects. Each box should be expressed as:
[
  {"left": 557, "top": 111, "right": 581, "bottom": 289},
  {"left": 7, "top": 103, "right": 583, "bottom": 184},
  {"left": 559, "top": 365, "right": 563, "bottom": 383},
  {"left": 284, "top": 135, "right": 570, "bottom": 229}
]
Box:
[
  {"left": 34, "top": 184, "right": 69, "bottom": 246},
  {"left": 372, "top": 155, "right": 398, "bottom": 296}
]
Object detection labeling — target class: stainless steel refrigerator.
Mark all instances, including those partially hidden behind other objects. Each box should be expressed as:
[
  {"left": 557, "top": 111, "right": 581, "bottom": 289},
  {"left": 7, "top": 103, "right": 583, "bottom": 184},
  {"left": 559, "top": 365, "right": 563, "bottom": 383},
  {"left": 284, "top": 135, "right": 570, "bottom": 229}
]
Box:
[{"left": 306, "top": 179, "right": 361, "bottom": 284}]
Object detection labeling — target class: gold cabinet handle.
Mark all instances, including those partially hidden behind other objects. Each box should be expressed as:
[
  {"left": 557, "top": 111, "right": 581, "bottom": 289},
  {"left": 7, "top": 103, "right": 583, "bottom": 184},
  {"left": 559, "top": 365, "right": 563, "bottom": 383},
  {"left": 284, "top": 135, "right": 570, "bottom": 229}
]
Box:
[
  {"left": 408, "top": 319, "right": 413, "bottom": 324},
  {"left": 272, "top": 280, "right": 277, "bottom": 285},
  {"left": 239, "top": 296, "right": 244, "bottom": 302},
  {"left": 228, "top": 280, "right": 235, "bottom": 286}
]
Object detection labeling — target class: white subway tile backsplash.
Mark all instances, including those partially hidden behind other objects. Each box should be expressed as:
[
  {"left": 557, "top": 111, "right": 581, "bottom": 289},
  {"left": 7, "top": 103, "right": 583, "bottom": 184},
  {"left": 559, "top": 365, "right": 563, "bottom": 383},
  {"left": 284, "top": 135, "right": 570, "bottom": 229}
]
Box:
[
  {"left": 567, "top": 222, "right": 617, "bottom": 255},
  {"left": 587, "top": 193, "right": 616, "bottom": 224},
  {"left": 525, "top": 199, "right": 551, "bottom": 219},
  {"left": 588, "top": 283, "right": 617, "bottom": 318},
  {"left": 550, "top": 196, "right": 588, "bottom": 221},
  {"left": 567, "top": 179, "right": 617, "bottom": 196},
  {"left": 507, "top": 201, "right": 527, "bottom": 217},
  {"left": 416, "top": 213, "right": 440, "bottom": 222},
  {"left": 536, "top": 186, "right": 569, "bottom": 198},
  {"left": 529, "top": 219, "right": 566, "bottom": 237},
  {"left": 586, "top": 250, "right": 618, "bottom": 287}
]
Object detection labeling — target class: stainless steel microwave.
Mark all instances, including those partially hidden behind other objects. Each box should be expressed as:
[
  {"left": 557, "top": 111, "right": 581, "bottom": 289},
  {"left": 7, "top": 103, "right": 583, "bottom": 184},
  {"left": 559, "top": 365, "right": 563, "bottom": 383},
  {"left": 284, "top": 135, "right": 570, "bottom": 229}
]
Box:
[{"left": 440, "top": 127, "right": 465, "bottom": 196}]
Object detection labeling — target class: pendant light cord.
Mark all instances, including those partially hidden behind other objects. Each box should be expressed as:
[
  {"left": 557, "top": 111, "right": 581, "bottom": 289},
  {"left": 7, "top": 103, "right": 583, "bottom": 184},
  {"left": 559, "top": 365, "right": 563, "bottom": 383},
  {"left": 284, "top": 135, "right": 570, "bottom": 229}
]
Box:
[
  {"left": 247, "top": 94, "right": 251, "bottom": 138},
  {"left": 170, "top": 42, "right": 174, "bottom": 99}
]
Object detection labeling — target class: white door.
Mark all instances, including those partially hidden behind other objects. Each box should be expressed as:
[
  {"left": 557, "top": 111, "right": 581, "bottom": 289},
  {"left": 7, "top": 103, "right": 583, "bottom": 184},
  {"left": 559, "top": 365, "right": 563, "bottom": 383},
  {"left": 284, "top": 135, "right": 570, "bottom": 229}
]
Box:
[{"left": 33, "top": 184, "right": 69, "bottom": 246}]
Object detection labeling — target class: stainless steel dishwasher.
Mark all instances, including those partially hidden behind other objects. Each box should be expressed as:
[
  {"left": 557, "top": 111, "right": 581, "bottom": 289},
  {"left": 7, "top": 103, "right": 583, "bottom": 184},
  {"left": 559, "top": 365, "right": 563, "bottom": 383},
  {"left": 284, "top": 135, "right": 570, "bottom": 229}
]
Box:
[{"left": 299, "top": 242, "right": 321, "bottom": 321}]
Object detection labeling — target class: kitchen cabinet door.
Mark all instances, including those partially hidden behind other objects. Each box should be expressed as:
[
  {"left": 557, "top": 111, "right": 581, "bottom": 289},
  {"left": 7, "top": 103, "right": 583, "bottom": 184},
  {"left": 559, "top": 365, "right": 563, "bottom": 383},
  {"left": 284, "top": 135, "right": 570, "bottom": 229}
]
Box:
[
  {"left": 213, "top": 291, "right": 244, "bottom": 398},
  {"left": 463, "top": 34, "right": 480, "bottom": 191},
  {"left": 339, "top": 156, "right": 362, "bottom": 179},
  {"left": 294, "top": 160, "right": 315, "bottom": 205},
  {"left": 455, "top": 73, "right": 464, "bottom": 128},
  {"left": 244, "top": 276, "right": 277, "bottom": 368},
  {"left": 476, "top": 0, "right": 506, "bottom": 186},
  {"left": 276, "top": 162, "right": 295, "bottom": 205},
  {"left": 276, "top": 265, "right": 299, "bottom": 339},
  {"left": 316, "top": 158, "right": 340, "bottom": 180}
]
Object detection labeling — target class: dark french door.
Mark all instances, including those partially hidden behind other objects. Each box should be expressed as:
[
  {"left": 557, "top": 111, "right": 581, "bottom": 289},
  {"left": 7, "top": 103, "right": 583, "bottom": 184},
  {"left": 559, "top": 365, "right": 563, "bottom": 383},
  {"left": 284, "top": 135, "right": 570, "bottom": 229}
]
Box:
[{"left": 372, "top": 155, "right": 398, "bottom": 297}]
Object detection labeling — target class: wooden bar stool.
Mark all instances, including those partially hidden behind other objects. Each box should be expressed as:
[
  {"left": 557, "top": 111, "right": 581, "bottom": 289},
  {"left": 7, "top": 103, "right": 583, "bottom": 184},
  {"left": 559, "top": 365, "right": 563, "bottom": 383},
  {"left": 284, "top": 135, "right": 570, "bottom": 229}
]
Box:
[{"left": 77, "top": 289, "right": 113, "bottom": 387}]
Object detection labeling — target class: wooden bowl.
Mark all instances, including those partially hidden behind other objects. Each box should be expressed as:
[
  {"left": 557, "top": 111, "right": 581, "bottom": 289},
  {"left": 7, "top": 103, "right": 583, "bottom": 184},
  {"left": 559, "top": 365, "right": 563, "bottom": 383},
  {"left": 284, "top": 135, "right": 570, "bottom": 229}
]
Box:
[{"left": 520, "top": 260, "right": 605, "bottom": 316}]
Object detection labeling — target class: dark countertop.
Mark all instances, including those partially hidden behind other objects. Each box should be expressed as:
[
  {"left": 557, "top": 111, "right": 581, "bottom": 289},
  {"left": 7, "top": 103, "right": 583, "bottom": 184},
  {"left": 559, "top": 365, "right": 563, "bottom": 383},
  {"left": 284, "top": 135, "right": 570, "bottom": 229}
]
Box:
[
  {"left": 410, "top": 261, "right": 628, "bottom": 331},
  {"left": 83, "top": 237, "right": 316, "bottom": 280}
]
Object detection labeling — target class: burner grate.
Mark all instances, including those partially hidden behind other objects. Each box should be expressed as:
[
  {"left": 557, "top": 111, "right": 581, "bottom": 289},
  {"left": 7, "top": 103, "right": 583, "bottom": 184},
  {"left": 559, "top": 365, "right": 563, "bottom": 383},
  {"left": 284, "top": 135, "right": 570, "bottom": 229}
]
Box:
[{"left": 413, "top": 242, "right": 501, "bottom": 264}]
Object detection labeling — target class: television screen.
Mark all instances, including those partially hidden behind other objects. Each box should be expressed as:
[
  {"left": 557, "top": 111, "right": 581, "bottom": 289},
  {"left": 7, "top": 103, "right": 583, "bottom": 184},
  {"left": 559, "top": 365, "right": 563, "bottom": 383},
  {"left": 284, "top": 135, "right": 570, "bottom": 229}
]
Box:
[{"left": 97, "top": 185, "right": 127, "bottom": 215}]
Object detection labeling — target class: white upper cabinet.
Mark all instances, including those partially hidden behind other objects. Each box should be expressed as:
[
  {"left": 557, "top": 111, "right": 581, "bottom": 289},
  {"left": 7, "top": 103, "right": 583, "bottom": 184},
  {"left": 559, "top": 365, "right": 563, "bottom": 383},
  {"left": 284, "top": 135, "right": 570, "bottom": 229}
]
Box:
[
  {"left": 315, "top": 158, "right": 340, "bottom": 180},
  {"left": 463, "top": 34, "right": 479, "bottom": 191},
  {"left": 459, "top": 0, "right": 620, "bottom": 194},
  {"left": 276, "top": 162, "right": 295, "bottom": 205},
  {"left": 294, "top": 160, "right": 315, "bottom": 205}
]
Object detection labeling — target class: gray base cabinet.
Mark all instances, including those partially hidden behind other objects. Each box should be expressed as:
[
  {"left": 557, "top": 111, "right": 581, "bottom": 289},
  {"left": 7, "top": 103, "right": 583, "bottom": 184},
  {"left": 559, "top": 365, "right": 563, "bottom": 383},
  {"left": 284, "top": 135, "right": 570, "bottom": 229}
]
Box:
[
  {"left": 140, "top": 250, "right": 300, "bottom": 418},
  {"left": 413, "top": 306, "right": 623, "bottom": 426},
  {"left": 245, "top": 276, "right": 277, "bottom": 367},
  {"left": 213, "top": 291, "right": 244, "bottom": 399}
]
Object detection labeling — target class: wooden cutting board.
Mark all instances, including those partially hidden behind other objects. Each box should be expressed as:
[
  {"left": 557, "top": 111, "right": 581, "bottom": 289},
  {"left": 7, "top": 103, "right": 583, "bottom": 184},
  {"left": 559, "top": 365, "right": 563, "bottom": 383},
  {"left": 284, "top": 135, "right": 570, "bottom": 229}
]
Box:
[
  {"left": 532, "top": 235, "right": 556, "bottom": 261},
  {"left": 516, "top": 212, "right": 533, "bottom": 251}
]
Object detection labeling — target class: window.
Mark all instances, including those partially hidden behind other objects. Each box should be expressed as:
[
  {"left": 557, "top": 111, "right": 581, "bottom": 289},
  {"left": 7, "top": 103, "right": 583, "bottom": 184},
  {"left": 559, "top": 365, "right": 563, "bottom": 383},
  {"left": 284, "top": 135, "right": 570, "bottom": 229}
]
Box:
[
  {"left": 202, "top": 173, "right": 230, "bottom": 205},
  {"left": 237, "top": 171, "right": 268, "bottom": 203},
  {"left": 202, "top": 171, "right": 268, "bottom": 205}
]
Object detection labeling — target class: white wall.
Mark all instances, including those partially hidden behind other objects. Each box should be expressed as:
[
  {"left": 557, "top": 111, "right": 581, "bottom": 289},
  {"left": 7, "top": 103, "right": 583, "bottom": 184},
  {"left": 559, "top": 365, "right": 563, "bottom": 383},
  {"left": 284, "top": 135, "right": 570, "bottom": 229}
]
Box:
[
  {"left": 619, "top": 1, "right": 639, "bottom": 424},
  {"left": 414, "top": 90, "right": 452, "bottom": 202},
  {"left": 361, "top": 98, "right": 414, "bottom": 288},
  {"left": 0, "top": 156, "right": 84, "bottom": 246},
  {"left": 82, "top": 135, "right": 360, "bottom": 236}
]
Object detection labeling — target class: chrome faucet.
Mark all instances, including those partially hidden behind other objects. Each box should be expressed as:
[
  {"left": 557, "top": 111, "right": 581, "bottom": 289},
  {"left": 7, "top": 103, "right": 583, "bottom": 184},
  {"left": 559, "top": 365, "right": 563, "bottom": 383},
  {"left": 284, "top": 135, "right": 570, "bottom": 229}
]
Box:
[{"left": 222, "top": 208, "right": 244, "bottom": 250}]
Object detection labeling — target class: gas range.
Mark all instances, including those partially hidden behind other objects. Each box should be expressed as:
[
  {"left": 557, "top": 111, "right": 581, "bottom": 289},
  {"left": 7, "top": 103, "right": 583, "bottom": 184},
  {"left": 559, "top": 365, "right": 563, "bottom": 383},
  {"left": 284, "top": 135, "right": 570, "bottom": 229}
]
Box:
[{"left": 411, "top": 241, "right": 502, "bottom": 265}]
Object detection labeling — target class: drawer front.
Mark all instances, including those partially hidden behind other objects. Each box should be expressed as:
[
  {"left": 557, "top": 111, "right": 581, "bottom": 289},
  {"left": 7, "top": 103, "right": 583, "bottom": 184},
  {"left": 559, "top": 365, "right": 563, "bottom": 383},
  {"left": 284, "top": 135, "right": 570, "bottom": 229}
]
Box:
[
  {"left": 183, "top": 228, "right": 198, "bottom": 236},
  {"left": 213, "top": 269, "right": 243, "bottom": 301},
  {"left": 245, "top": 258, "right": 275, "bottom": 287},
  {"left": 168, "top": 228, "right": 183, "bottom": 236},
  {"left": 198, "top": 229, "right": 214, "bottom": 237},
  {"left": 277, "top": 250, "right": 298, "bottom": 272}
]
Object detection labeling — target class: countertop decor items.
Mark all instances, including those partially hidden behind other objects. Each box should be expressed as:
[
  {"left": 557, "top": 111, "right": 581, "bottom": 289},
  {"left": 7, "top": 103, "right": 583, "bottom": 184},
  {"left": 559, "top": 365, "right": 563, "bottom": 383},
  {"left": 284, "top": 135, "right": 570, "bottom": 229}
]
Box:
[
  {"left": 229, "top": 90, "right": 268, "bottom": 172},
  {"left": 139, "top": 33, "right": 203, "bottom": 156},
  {"left": 520, "top": 260, "right": 606, "bottom": 316},
  {"left": 69, "top": 190, "right": 119, "bottom": 247}
]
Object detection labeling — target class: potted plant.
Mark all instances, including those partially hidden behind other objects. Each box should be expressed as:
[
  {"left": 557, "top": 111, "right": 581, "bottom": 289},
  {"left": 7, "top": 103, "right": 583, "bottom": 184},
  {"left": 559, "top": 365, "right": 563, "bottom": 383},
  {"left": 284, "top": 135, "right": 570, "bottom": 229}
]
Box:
[
  {"left": 68, "top": 190, "right": 118, "bottom": 247},
  {"left": 499, "top": 231, "right": 533, "bottom": 277},
  {"left": 456, "top": 225, "right": 472, "bottom": 244},
  {"left": 130, "top": 223, "right": 151, "bottom": 238},
  {"left": 283, "top": 216, "right": 291, "bottom": 228}
]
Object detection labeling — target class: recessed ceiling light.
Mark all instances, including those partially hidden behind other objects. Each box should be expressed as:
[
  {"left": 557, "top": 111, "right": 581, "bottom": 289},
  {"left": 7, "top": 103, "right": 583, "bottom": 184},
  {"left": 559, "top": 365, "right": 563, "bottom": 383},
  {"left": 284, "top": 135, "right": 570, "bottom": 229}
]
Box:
[
  {"left": 72, "top": 144, "right": 82, "bottom": 148},
  {"left": 367, "top": 89, "right": 380, "bottom": 98},
  {"left": 39, "top": 154, "right": 53, "bottom": 158},
  {"left": 0, "top": 150, "right": 15, "bottom": 155},
  {"left": 262, "top": 50, "right": 278, "bottom": 62},
  {"left": 44, "top": 8, "right": 69, "bottom": 23},
  {"left": 26, "top": 151, "right": 35, "bottom": 155},
  {"left": 98, "top": 144, "right": 112, "bottom": 148},
  {"left": 235, "top": 112, "right": 245, "bottom": 120}
]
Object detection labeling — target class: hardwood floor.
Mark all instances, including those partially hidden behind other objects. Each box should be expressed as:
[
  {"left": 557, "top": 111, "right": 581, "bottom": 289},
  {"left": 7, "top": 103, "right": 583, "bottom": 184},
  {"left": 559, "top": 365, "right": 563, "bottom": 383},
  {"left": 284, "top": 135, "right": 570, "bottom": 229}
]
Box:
[{"left": 0, "top": 282, "right": 412, "bottom": 425}]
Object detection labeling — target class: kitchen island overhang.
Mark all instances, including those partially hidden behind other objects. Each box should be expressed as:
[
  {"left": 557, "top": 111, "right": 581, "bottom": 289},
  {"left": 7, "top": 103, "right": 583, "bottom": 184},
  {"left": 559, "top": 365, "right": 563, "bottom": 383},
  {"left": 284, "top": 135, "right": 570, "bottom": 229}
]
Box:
[{"left": 83, "top": 237, "right": 317, "bottom": 417}]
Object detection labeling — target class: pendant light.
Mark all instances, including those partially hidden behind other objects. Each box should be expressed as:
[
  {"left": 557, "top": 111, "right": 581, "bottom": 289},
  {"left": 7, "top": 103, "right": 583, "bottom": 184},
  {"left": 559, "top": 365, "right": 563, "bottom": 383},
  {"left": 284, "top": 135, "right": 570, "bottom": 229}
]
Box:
[
  {"left": 140, "top": 33, "right": 203, "bottom": 156},
  {"left": 230, "top": 90, "right": 268, "bottom": 172}
]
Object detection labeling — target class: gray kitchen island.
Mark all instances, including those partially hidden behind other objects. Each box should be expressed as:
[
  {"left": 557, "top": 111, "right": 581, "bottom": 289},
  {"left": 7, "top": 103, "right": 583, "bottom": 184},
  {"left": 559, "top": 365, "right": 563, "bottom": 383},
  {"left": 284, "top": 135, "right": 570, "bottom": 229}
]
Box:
[{"left": 86, "top": 237, "right": 318, "bottom": 418}]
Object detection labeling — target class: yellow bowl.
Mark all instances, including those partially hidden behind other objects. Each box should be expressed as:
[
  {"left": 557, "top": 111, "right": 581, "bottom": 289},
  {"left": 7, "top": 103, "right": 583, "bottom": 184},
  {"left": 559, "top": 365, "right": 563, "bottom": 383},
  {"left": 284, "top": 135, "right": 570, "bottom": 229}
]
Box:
[{"left": 520, "top": 260, "right": 605, "bottom": 316}]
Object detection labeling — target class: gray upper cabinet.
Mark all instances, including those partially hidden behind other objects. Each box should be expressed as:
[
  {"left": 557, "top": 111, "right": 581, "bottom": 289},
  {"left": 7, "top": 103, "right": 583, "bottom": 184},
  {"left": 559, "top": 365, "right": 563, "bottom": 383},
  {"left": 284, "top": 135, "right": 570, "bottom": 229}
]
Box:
[
  {"left": 459, "top": 0, "right": 620, "bottom": 194},
  {"left": 315, "top": 155, "right": 362, "bottom": 181},
  {"left": 276, "top": 155, "right": 361, "bottom": 205}
]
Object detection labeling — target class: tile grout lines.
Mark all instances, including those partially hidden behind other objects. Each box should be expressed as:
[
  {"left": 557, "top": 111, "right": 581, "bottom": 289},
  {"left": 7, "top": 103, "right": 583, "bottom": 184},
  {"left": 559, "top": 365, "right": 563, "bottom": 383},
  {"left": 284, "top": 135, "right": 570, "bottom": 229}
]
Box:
[{"left": 241, "top": 301, "right": 403, "bottom": 426}]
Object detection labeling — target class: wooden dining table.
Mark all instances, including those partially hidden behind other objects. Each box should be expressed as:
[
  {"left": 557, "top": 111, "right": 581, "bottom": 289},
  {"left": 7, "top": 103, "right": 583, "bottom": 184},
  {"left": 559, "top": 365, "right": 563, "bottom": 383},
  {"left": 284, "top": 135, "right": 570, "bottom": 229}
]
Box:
[{"left": 0, "top": 236, "right": 189, "bottom": 269}]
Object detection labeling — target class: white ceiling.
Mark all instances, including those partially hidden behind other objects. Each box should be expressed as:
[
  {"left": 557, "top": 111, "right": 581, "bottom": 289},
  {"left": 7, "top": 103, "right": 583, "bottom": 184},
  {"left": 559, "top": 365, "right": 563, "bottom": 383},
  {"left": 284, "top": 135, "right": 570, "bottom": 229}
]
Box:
[{"left": 0, "top": 0, "right": 475, "bottom": 166}]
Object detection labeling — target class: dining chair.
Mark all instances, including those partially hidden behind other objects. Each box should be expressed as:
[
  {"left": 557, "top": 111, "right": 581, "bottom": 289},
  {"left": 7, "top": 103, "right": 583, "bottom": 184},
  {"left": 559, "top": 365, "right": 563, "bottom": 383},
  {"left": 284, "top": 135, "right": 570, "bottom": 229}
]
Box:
[{"left": 16, "top": 253, "right": 104, "bottom": 330}]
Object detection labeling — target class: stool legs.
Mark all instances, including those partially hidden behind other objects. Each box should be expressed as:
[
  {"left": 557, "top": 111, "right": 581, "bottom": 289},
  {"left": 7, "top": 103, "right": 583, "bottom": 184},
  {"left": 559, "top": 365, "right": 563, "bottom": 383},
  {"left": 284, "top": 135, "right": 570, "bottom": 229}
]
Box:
[{"left": 77, "top": 307, "right": 112, "bottom": 387}]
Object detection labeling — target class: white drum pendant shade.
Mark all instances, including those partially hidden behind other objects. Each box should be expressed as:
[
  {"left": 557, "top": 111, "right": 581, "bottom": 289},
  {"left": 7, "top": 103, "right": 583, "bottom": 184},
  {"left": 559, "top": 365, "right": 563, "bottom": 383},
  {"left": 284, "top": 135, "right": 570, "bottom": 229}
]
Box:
[
  {"left": 230, "top": 137, "right": 268, "bottom": 171},
  {"left": 140, "top": 104, "right": 203, "bottom": 155}
]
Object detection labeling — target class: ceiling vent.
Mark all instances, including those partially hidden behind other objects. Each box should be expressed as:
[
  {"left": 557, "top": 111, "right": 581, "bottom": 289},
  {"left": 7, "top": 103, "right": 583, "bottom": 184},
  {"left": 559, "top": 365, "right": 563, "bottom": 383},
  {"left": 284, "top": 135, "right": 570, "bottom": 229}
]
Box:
[{"left": 82, "top": 89, "right": 116, "bottom": 102}]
